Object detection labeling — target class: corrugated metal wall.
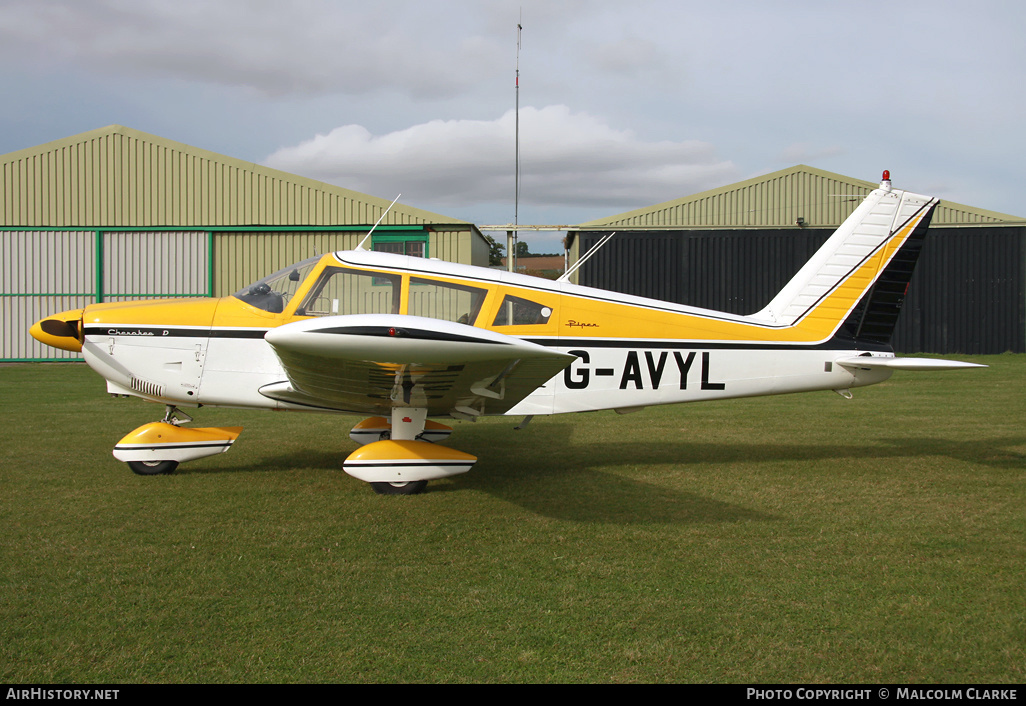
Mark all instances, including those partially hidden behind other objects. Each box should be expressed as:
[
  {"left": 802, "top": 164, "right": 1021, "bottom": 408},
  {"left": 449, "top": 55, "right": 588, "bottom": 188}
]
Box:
[
  {"left": 214, "top": 231, "right": 363, "bottom": 297},
  {"left": 2, "top": 231, "right": 96, "bottom": 360},
  {"left": 577, "top": 227, "right": 1026, "bottom": 354},
  {"left": 429, "top": 228, "right": 485, "bottom": 271},
  {"left": 897, "top": 228, "right": 1026, "bottom": 354},
  {"left": 577, "top": 230, "right": 827, "bottom": 313},
  {"left": 104, "top": 231, "right": 209, "bottom": 301},
  {"left": 3, "top": 227, "right": 485, "bottom": 360},
  {"left": 2, "top": 230, "right": 213, "bottom": 359},
  {"left": 213, "top": 228, "right": 486, "bottom": 297}
]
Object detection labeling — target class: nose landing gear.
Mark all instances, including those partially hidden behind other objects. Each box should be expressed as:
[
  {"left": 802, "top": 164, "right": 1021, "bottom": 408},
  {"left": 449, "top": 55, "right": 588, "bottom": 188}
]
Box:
[{"left": 113, "top": 405, "right": 243, "bottom": 475}]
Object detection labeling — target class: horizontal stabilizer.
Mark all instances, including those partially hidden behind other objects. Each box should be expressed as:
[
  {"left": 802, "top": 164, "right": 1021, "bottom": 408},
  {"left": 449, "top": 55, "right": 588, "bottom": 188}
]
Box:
[{"left": 835, "top": 356, "right": 987, "bottom": 371}]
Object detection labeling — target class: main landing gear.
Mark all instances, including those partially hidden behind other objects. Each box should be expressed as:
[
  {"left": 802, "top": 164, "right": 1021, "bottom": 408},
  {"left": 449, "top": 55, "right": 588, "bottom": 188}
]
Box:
[
  {"left": 370, "top": 480, "right": 429, "bottom": 496},
  {"left": 128, "top": 459, "right": 180, "bottom": 476},
  {"left": 345, "top": 408, "right": 476, "bottom": 495}
]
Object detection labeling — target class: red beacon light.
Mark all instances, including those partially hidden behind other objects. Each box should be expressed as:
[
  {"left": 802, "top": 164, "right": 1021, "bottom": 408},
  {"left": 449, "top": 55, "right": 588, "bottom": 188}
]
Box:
[
  {"left": 881, "top": 170, "right": 892, "bottom": 191},
  {"left": 882, "top": 170, "right": 891, "bottom": 182}
]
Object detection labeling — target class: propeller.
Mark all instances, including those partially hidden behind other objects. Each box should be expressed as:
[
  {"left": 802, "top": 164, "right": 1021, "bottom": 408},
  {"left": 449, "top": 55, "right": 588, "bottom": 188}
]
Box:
[{"left": 30, "top": 309, "right": 85, "bottom": 352}]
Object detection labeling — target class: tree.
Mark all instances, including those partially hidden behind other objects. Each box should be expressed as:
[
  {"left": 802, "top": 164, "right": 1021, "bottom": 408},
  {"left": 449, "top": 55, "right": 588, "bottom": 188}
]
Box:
[{"left": 483, "top": 234, "right": 505, "bottom": 266}]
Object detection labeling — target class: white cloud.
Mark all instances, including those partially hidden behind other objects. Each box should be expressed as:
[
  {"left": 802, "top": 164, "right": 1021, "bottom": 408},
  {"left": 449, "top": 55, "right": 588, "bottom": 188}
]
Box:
[{"left": 264, "top": 105, "right": 738, "bottom": 214}]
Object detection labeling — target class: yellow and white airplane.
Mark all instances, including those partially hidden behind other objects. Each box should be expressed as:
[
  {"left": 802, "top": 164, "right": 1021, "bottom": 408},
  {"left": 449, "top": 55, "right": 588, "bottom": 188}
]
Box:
[{"left": 30, "top": 173, "right": 983, "bottom": 494}]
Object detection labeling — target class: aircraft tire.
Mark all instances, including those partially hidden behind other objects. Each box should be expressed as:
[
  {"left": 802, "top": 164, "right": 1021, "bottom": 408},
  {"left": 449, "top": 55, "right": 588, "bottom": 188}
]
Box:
[
  {"left": 127, "top": 460, "right": 179, "bottom": 476},
  {"left": 370, "top": 480, "right": 428, "bottom": 495}
]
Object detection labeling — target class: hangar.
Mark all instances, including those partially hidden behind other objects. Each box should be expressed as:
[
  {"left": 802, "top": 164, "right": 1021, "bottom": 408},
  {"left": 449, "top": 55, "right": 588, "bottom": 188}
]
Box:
[
  {"left": 1, "top": 125, "right": 489, "bottom": 361},
  {"left": 567, "top": 166, "right": 1026, "bottom": 354}
]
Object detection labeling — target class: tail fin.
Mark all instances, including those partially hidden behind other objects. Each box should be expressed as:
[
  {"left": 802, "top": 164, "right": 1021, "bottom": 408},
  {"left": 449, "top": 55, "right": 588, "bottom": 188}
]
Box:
[{"left": 754, "top": 174, "right": 938, "bottom": 346}]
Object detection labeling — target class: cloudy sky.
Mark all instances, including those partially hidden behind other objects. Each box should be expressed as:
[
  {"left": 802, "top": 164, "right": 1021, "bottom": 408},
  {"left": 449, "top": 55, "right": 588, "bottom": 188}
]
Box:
[{"left": 1, "top": 0, "right": 1023, "bottom": 252}]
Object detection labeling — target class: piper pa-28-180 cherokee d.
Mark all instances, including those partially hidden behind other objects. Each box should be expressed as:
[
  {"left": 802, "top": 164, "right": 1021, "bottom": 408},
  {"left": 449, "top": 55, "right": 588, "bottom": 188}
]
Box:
[{"left": 31, "top": 173, "right": 984, "bottom": 494}]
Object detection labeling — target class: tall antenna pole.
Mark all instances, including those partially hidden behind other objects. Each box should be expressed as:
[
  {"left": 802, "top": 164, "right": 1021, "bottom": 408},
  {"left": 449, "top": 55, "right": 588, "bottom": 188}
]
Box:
[{"left": 508, "top": 16, "right": 522, "bottom": 273}]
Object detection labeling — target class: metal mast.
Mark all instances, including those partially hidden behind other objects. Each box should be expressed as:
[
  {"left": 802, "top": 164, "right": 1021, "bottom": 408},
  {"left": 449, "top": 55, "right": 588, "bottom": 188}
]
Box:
[{"left": 508, "top": 18, "right": 522, "bottom": 273}]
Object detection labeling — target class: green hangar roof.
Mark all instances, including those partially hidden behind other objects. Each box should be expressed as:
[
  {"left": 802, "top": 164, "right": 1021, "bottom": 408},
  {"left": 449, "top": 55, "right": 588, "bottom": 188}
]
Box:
[
  {"left": 578, "top": 165, "right": 1024, "bottom": 229},
  {"left": 0, "top": 124, "right": 468, "bottom": 229}
]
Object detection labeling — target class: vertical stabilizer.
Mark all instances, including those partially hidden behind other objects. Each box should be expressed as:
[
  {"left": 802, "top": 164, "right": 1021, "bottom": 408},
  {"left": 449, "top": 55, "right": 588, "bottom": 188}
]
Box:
[{"left": 753, "top": 173, "right": 938, "bottom": 345}]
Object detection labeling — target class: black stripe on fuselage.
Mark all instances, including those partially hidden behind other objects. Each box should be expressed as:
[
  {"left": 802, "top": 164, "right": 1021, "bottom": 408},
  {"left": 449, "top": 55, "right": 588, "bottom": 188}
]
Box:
[
  {"left": 344, "top": 460, "right": 475, "bottom": 468},
  {"left": 114, "top": 442, "right": 234, "bottom": 451},
  {"left": 523, "top": 337, "right": 892, "bottom": 352},
  {"left": 309, "top": 325, "right": 511, "bottom": 346},
  {"left": 87, "top": 325, "right": 510, "bottom": 347},
  {"left": 85, "top": 326, "right": 889, "bottom": 352},
  {"left": 84, "top": 326, "right": 268, "bottom": 339}
]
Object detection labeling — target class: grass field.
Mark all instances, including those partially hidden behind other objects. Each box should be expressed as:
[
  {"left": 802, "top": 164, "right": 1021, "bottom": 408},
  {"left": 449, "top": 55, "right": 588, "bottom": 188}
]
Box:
[{"left": 1, "top": 356, "right": 1023, "bottom": 683}]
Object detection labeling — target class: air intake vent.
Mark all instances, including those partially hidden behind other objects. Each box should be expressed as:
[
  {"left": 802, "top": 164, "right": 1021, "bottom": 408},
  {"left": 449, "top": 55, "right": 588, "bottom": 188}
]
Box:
[{"left": 131, "top": 376, "right": 165, "bottom": 399}]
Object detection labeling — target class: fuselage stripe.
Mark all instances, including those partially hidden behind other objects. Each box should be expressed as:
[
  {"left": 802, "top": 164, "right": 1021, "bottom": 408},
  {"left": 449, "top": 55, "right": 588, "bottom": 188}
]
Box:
[
  {"left": 343, "top": 461, "right": 476, "bottom": 468},
  {"left": 114, "top": 442, "right": 235, "bottom": 451},
  {"left": 85, "top": 326, "right": 889, "bottom": 352}
]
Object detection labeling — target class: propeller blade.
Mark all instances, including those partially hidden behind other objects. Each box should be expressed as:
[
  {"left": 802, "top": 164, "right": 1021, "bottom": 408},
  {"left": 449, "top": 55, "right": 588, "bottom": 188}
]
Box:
[{"left": 39, "top": 318, "right": 79, "bottom": 339}]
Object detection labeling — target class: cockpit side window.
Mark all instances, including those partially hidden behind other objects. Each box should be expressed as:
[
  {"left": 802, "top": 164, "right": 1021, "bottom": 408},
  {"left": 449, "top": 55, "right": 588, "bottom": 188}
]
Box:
[
  {"left": 295, "top": 267, "right": 400, "bottom": 317},
  {"left": 492, "top": 295, "right": 553, "bottom": 326},
  {"left": 408, "top": 277, "right": 487, "bottom": 325},
  {"left": 234, "top": 257, "right": 319, "bottom": 314}
]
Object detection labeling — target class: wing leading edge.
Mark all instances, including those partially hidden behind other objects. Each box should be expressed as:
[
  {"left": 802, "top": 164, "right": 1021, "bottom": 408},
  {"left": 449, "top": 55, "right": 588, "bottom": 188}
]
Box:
[{"left": 261, "top": 314, "right": 576, "bottom": 417}]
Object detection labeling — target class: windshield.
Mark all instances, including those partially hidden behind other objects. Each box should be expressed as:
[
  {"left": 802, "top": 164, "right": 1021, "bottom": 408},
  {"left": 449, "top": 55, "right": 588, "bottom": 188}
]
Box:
[{"left": 233, "top": 256, "right": 320, "bottom": 313}]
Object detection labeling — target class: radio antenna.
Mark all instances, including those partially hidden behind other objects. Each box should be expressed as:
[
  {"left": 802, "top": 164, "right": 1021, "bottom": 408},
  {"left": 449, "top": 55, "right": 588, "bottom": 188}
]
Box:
[
  {"left": 515, "top": 16, "right": 522, "bottom": 235},
  {"left": 356, "top": 193, "right": 402, "bottom": 250},
  {"left": 508, "top": 15, "right": 522, "bottom": 273},
  {"left": 558, "top": 232, "right": 616, "bottom": 282}
]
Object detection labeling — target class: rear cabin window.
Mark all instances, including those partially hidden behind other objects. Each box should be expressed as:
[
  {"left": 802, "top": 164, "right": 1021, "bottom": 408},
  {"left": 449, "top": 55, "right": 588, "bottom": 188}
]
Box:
[
  {"left": 295, "top": 267, "right": 400, "bottom": 317},
  {"left": 492, "top": 295, "right": 553, "bottom": 326},
  {"left": 408, "top": 277, "right": 487, "bottom": 325}
]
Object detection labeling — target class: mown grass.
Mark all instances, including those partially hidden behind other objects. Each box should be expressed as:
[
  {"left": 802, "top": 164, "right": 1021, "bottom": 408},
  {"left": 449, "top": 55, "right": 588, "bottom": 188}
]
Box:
[{"left": 1, "top": 355, "right": 1023, "bottom": 683}]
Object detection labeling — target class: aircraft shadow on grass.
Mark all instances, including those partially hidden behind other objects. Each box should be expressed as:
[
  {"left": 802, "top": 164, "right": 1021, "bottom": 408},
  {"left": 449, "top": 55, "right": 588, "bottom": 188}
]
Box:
[{"left": 182, "top": 422, "right": 1025, "bottom": 525}]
